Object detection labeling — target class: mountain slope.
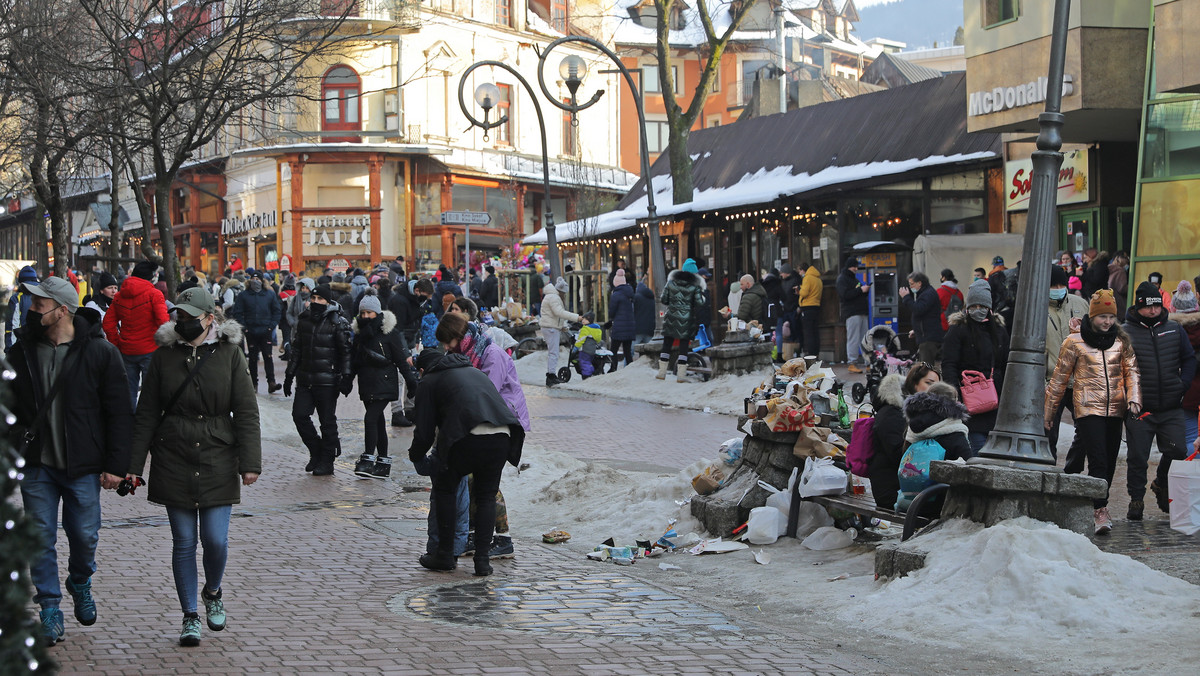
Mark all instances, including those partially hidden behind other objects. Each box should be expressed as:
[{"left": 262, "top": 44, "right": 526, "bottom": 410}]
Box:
[{"left": 854, "top": 0, "right": 964, "bottom": 50}]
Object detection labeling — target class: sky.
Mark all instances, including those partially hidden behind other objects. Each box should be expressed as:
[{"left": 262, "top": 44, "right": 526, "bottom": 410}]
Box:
[{"left": 855, "top": 0, "right": 901, "bottom": 6}]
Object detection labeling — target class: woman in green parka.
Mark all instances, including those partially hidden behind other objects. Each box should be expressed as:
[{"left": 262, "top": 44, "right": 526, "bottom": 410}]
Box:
[
  {"left": 657, "top": 258, "right": 707, "bottom": 382},
  {"left": 126, "top": 286, "right": 261, "bottom": 647}
]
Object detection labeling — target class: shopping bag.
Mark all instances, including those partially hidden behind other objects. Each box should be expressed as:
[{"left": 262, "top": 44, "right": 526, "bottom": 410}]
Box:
[
  {"left": 798, "top": 456, "right": 847, "bottom": 498},
  {"left": 1168, "top": 451, "right": 1200, "bottom": 535},
  {"left": 792, "top": 425, "right": 840, "bottom": 459},
  {"left": 744, "top": 506, "right": 787, "bottom": 544},
  {"left": 960, "top": 369, "right": 998, "bottom": 414}
]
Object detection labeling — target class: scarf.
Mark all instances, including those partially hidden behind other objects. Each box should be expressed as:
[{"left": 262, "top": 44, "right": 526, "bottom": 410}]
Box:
[
  {"left": 1081, "top": 317, "right": 1118, "bottom": 351},
  {"left": 457, "top": 321, "right": 494, "bottom": 370}
]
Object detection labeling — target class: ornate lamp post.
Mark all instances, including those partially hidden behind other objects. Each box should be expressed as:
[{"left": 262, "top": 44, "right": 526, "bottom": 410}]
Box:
[
  {"left": 457, "top": 62, "right": 561, "bottom": 280},
  {"left": 974, "top": 0, "right": 1073, "bottom": 469},
  {"left": 534, "top": 36, "right": 667, "bottom": 295}
]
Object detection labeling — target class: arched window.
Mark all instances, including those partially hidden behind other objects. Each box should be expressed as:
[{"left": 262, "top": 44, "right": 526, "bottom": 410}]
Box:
[{"left": 322, "top": 65, "right": 361, "bottom": 142}]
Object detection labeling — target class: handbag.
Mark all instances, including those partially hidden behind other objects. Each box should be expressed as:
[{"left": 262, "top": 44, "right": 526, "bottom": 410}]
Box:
[{"left": 960, "top": 369, "right": 998, "bottom": 414}]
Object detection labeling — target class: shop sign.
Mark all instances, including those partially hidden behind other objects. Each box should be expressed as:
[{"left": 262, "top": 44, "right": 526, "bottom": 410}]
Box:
[
  {"left": 968, "top": 75, "right": 1075, "bottom": 117},
  {"left": 279, "top": 254, "right": 292, "bottom": 273},
  {"left": 222, "top": 211, "right": 276, "bottom": 235},
  {"left": 328, "top": 258, "right": 351, "bottom": 273},
  {"left": 304, "top": 214, "right": 371, "bottom": 248},
  {"left": 1005, "top": 148, "right": 1089, "bottom": 212}
]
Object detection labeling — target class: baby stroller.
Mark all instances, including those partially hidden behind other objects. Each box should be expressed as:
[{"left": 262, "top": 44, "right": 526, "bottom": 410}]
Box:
[
  {"left": 556, "top": 321, "right": 618, "bottom": 382},
  {"left": 851, "top": 324, "right": 912, "bottom": 404}
]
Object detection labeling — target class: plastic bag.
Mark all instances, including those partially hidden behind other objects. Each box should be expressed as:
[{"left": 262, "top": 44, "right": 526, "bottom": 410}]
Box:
[
  {"left": 798, "top": 456, "right": 847, "bottom": 498},
  {"left": 744, "top": 506, "right": 786, "bottom": 544},
  {"left": 801, "top": 526, "right": 855, "bottom": 550},
  {"left": 759, "top": 467, "right": 799, "bottom": 517},
  {"left": 793, "top": 501, "right": 835, "bottom": 538},
  {"left": 719, "top": 438, "right": 743, "bottom": 465},
  {"left": 1168, "top": 451, "right": 1200, "bottom": 535}
]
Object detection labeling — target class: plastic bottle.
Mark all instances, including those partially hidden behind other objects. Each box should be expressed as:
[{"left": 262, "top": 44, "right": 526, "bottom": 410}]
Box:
[{"left": 837, "top": 388, "right": 850, "bottom": 428}]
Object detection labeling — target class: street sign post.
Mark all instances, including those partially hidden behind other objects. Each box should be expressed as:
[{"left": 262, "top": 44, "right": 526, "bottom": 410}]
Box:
[{"left": 440, "top": 211, "right": 492, "bottom": 276}]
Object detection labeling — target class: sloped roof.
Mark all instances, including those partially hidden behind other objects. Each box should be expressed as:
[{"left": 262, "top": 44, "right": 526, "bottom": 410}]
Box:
[{"left": 861, "top": 51, "right": 945, "bottom": 88}]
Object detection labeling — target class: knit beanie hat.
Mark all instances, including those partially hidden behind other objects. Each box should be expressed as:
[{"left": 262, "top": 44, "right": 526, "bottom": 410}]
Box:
[
  {"left": 358, "top": 292, "right": 383, "bottom": 315},
  {"left": 1134, "top": 281, "right": 1163, "bottom": 310},
  {"left": 1050, "top": 264, "right": 1068, "bottom": 287},
  {"left": 1090, "top": 289, "right": 1119, "bottom": 318},
  {"left": 132, "top": 260, "right": 158, "bottom": 280},
  {"left": 965, "top": 278, "right": 992, "bottom": 309},
  {"left": 613, "top": 269, "right": 627, "bottom": 286},
  {"left": 96, "top": 271, "right": 118, "bottom": 289},
  {"left": 18, "top": 266, "right": 38, "bottom": 283},
  {"left": 1174, "top": 280, "right": 1199, "bottom": 313},
  {"left": 682, "top": 258, "right": 699, "bottom": 274},
  {"left": 313, "top": 284, "right": 335, "bottom": 303}
]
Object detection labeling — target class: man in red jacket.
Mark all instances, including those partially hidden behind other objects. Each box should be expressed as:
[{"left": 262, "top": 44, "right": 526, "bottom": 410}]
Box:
[
  {"left": 102, "top": 260, "right": 170, "bottom": 406},
  {"left": 936, "top": 268, "right": 965, "bottom": 334}
]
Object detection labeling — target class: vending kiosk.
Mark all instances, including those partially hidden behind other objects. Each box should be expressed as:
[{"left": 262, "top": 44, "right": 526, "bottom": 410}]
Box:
[{"left": 853, "top": 244, "right": 907, "bottom": 330}]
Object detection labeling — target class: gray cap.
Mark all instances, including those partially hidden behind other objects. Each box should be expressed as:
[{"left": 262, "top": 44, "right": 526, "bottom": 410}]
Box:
[
  {"left": 174, "top": 287, "right": 216, "bottom": 317},
  {"left": 358, "top": 294, "right": 382, "bottom": 314},
  {"left": 23, "top": 277, "right": 78, "bottom": 312}
]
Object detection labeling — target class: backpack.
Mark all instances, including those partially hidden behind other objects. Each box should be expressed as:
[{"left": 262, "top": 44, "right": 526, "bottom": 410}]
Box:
[
  {"left": 420, "top": 311, "right": 438, "bottom": 349},
  {"left": 943, "top": 290, "right": 964, "bottom": 325},
  {"left": 895, "top": 438, "right": 947, "bottom": 512},
  {"left": 845, "top": 416, "right": 876, "bottom": 477}
]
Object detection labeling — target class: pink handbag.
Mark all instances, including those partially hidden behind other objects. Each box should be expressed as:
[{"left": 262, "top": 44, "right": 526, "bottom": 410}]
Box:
[{"left": 960, "top": 369, "right": 998, "bottom": 414}]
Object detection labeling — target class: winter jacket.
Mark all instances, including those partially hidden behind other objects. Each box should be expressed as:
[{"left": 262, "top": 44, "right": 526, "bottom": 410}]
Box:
[
  {"left": 1081, "top": 255, "right": 1111, "bottom": 299},
  {"left": 388, "top": 282, "right": 427, "bottom": 350},
  {"left": 7, "top": 309, "right": 133, "bottom": 478},
  {"left": 230, "top": 287, "right": 282, "bottom": 336},
  {"left": 5, "top": 280, "right": 36, "bottom": 350},
  {"left": 1046, "top": 321, "right": 1141, "bottom": 420},
  {"left": 1046, "top": 293, "right": 1091, "bottom": 382},
  {"left": 761, "top": 272, "right": 783, "bottom": 321},
  {"left": 936, "top": 282, "right": 964, "bottom": 332},
  {"left": 1109, "top": 262, "right": 1129, "bottom": 310},
  {"left": 350, "top": 275, "right": 369, "bottom": 302},
  {"left": 901, "top": 285, "right": 945, "bottom": 345},
  {"left": 407, "top": 352, "right": 525, "bottom": 466},
  {"left": 866, "top": 374, "right": 907, "bottom": 511},
  {"left": 421, "top": 313, "right": 438, "bottom": 349},
  {"left": 127, "top": 319, "right": 261, "bottom": 509},
  {"left": 904, "top": 392, "right": 972, "bottom": 462},
  {"left": 633, "top": 282, "right": 656, "bottom": 336},
  {"left": 836, "top": 268, "right": 869, "bottom": 319},
  {"left": 433, "top": 280, "right": 464, "bottom": 318},
  {"left": 539, "top": 283, "right": 580, "bottom": 330},
  {"left": 480, "top": 274, "right": 499, "bottom": 308},
  {"left": 103, "top": 276, "right": 171, "bottom": 356},
  {"left": 285, "top": 291, "right": 310, "bottom": 331},
  {"left": 608, "top": 284, "right": 637, "bottom": 341},
  {"left": 330, "top": 282, "right": 355, "bottom": 320},
  {"left": 575, "top": 323, "right": 603, "bottom": 349},
  {"left": 1123, "top": 307, "right": 1196, "bottom": 413},
  {"left": 798, "top": 266, "right": 823, "bottom": 308},
  {"left": 350, "top": 311, "right": 408, "bottom": 402},
  {"left": 285, "top": 302, "right": 353, "bottom": 389},
  {"left": 1172, "top": 312, "right": 1200, "bottom": 412},
  {"left": 474, "top": 341, "right": 531, "bottom": 431},
  {"left": 737, "top": 282, "right": 767, "bottom": 325},
  {"left": 659, "top": 270, "right": 706, "bottom": 340},
  {"left": 219, "top": 279, "right": 245, "bottom": 309},
  {"left": 942, "top": 311, "right": 1009, "bottom": 435}
]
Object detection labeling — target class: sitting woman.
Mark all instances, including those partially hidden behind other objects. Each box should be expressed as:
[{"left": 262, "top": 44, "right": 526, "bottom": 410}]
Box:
[
  {"left": 903, "top": 362, "right": 941, "bottom": 396},
  {"left": 896, "top": 381, "right": 971, "bottom": 514},
  {"left": 866, "top": 373, "right": 907, "bottom": 512}
]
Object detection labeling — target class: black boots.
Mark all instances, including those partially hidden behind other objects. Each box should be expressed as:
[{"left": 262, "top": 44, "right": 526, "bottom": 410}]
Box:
[
  {"left": 391, "top": 411, "right": 413, "bottom": 427},
  {"left": 419, "top": 553, "right": 456, "bottom": 572},
  {"left": 546, "top": 373, "right": 560, "bottom": 387}
]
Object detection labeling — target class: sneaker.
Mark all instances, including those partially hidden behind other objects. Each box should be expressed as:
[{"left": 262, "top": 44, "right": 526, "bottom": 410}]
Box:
[
  {"left": 368, "top": 456, "right": 392, "bottom": 479},
  {"left": 1094, "top": 507, "right": 1112, "bottom": 536},
  {"left": 418, "top": 553, "right": 456, "bottom": 572},
  {"left": 458, "top": 533, "right": 476, "bottom": 558},
  {"left": 1150, "top": 480, "right": 1171, "bottom": 514},
  {"left": 354, "top": 454, "right": 378, "bottom": 478},
  {"left": 391, "top": 412, "right": 414, "bottom": 428},
  {"left": 201, "top": 587, "right": 225, "bottom": 631},
  {"left": 1127, "top": 499, "right": 1144, "bottom": 521},
  {"left": 179, "top": 614, "right": 202, "bottom": 646},
  {"left": 39, "top": 608, "right": 64, "bottom": 647},
  {"left": 64, "top": 576, "right": 96, "bottom": 626},
  {"left": 489, "top": 535, "right": 515, "bottom": 559}
]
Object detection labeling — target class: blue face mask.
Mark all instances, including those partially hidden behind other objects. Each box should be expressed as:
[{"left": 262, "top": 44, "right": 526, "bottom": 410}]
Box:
[{"left": 1050, "top": 288, "right": 1068, "bottom": 301}]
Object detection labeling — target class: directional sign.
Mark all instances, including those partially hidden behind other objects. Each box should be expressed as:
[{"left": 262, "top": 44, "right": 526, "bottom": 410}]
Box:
[{"left": 440, "top": 211, "right": 492, "bottom": 225}]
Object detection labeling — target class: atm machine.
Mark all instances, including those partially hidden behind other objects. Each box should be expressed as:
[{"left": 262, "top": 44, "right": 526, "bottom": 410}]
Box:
[{"left": 853, "top": 244, "right": 906, "bottom": 330}]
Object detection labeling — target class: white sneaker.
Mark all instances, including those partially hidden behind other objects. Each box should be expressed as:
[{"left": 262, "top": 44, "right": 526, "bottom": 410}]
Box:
[{"left": 1093, "top": 507, "right": 1112, "bottom": 536}]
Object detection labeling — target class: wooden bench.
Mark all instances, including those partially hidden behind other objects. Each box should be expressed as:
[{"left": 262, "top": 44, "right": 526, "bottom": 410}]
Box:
[{"left": 785, "top": 481, "right": 948, "bottom": 542}]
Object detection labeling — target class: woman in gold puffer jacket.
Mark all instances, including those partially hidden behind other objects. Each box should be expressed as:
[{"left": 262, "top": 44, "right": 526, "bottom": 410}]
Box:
[{"left": 1045, "top": 289, "right": 1141, "bottom": 536}]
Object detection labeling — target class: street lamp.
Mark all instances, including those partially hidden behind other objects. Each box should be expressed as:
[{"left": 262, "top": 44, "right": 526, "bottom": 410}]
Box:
[
  {"left": 534, "top": 36, "right": 667, "bottom": 296},
  {"left": 973, "top": 0, "right": 1072, "bottom": 469},
  {"left": 457, "top": 63, "right": 561, "bottom": 281}
]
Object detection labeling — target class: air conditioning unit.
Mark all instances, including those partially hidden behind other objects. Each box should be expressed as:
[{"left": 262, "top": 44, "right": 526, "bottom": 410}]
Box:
[{"left": 384, "top": 95, "right": 398, "bottom": 114}]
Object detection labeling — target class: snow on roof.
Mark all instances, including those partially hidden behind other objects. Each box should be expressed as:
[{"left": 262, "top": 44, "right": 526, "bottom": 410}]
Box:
[
  {"left": 525, "top": 9, "right": 565, "bottom": 38},
  {"left": 524, "top": 151, "right": 996, "bottom": 244},
  {"left": 610, "top": 0, "right": 859, "bottom": 53}
]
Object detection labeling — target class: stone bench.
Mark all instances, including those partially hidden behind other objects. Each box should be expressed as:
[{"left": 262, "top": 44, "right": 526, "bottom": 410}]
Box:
[{"left": 634, "top": 339, "right": 774, "bottom": 377}]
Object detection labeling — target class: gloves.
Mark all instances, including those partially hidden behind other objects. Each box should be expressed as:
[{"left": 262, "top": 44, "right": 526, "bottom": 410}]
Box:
[
  {"left": 283, "top": 376, "right": 293, "bottom": 397},
  {"left": 339, "top": 377, "right": 354, "bottom": 397}
]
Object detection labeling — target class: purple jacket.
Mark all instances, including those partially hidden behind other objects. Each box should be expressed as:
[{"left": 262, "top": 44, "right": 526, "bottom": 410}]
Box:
[{"left": 479, "top": 342, "right": 531, "bottom": 431}]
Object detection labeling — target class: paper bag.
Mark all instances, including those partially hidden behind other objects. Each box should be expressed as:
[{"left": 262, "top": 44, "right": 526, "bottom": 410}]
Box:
[{"left": 793, "top": 425, "right": 838, "bottom": 458}]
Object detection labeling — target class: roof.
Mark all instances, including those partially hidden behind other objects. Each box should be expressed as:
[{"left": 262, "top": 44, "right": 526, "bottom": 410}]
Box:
[
  {"left": 860, "top": 52, "right": 945, "bottom": 88},
  {"left": 526, "top": 72, "right": 1000, "bottom": 244}
]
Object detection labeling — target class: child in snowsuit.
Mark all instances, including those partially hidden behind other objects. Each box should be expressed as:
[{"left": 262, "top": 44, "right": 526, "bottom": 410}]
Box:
[{"left": 575, "top": 311, "right": 603, "bottom": 378}]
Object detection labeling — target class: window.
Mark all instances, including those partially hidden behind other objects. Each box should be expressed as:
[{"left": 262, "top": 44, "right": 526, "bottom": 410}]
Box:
[
  {"left": 741, "top": 59, "right": 771, "bottom": 104},
  {"left": 321, "top": 0, "right": 358, "bottom": 16},
  {"left": 496, "top": 0, "right": 512, "bottom": 27},
  {"left": 983, "top": 0, "right": 1018, "bottom": 28},
  {"left": 562, "top": 99, "right": 578, "bottom": 156},
  {"left": 551, "top": 0, "right": 568, "bottom": 32},
  {"left": 496, "top": 84, "right": 513, "bottom": 145},
  {"left": 642, "top": 64, "right": 679, "bottom": 95},
  {"left": 321, "top": 65, "right": 361, "bottom": 141},
  {"left": 645, "top": 120, "right": 670, "bottom": 153}
]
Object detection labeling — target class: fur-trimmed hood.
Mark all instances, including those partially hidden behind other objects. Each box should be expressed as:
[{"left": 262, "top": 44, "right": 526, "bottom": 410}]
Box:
[
  {"left": 875, "top": 373, "right": 905, "bottom": 408},
  {"left": 947, "top": 310, "right": 1006, "bottom": 327},
  {"left": 154, "top": 317, "right": 243, "bottom": 347},
  {"left": 667, "top": 269, "right": 706, "bottom": 291},
  {"left": 330, "top": 281, "right": 352, "bottom": 293},
  {"left": 352, "top": 310, "right": 397, "bottom": 335},
  {"left": 1170, "top": 311, "right": 1200, "bottom": 328},
  {"left": 904, "top": 390, "right": 969, "bottom": 439}
]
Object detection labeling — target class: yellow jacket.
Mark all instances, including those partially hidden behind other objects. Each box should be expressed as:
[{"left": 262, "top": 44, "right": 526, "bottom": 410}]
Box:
[
  {"left": 798, "top": 266, "right": 823, "bottom": 308},
  {"left": 575, "top": 323, "right": 602, "bottom": 348}
]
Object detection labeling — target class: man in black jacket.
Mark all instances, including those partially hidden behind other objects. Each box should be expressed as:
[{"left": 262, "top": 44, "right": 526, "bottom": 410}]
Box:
[
  {"left": 836, "top": 256, "right": 870, "bottom": 372},
  {"left": 479, "top": 265, "right": 499, "bottom": 309},
  {"left": 230, "top": 270, "right": 283, "bottom": 393},
  {"left": 386, "top": 278, "right": 433, "bottom": 427},
  {"left": 284, "top": 284, "right": 353, "bottom": 476},
  {"left": 8, "top": 277, "right": 133, "bottom": 646},
  {"left": 1122, "top": 282, "right": 1197, "bottom": 519}
]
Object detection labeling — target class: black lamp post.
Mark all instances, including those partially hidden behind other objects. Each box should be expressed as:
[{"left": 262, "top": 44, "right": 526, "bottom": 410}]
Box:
[
  {"left": 974, "top": 0, "right": 1072, "bottom": 469},
  {"left": 457, "top": 62, "right": 561, "bottom": 281},
  {"left": 534, "top": 36, "right": 667, "bottom": 295}
]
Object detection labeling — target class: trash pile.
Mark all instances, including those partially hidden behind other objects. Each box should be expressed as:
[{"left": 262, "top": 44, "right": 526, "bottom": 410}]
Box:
[
  {"left": 578, "top": 521, "right": 756, "bottom": 567},
  {"left": 744, "top": 357, "right": 856, "bottom": 439},
  {"left": 492, "top": 299, "right": 536, "bottom": 327}
]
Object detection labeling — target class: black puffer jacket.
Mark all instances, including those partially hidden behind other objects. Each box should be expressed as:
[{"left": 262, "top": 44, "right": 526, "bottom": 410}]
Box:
[
  {"left": 388, "top": 282, "right": 427, "bottom": 351},
  {"left": 866, "top": 374, "right": 907, "bottom": 511},
  {"left": 285, "top": 302, "right": 353, "bottom": 388},
  {"left": 1123, "top": 307, "right": 1197, "bottom": 413},
  {"left": 942, "top": 311, "right": 1009, "bottom": 436},
  {"left": 350, "top": 311, "right": 408, "bottom": 402},
  {"left": 480, "top": 274, "right": 499, "bottom": 308},
  {"left": 407, "top": 352, "right": 525, "bottom": 466},
  {"left": 634, "top": 282, "right": 656, "bottom": 336},
  {"left": 7, "top": 308, "right": 133, "bottom": 478}
]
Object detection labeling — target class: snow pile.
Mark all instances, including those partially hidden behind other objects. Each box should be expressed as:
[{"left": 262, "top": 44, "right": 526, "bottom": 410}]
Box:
[
  {"left": 513, "top": 351, "right": 771, "bottom": 414},
  {"left": 850, "top": 518, "right": 1200, "bottom": 645}
]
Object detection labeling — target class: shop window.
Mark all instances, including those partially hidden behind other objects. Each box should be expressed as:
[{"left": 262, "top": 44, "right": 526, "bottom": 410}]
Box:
[
  {"left": 551, "top": 0, "right": 568, "bottom": 32},
  {"left": 982, "top": 0, "right": 1018, "bottom": 28},
  {"left": 1142, "top": 100, "right": 1200, "bottom": 179},
  {"left": 497, "top": 83, "right": 513, "bottom": 145},
  {"left": 496, "top": 0, "right": 512, "bottom": 27},
  {"left": 322, "top": 65, "right": 361, "bottom": 141}
]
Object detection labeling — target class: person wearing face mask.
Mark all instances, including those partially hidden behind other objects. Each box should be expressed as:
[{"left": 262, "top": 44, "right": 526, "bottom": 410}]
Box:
[
  {"left": 346, "top": 291, "right": 409, "bottom": 479},
  {"left": 941, "top": 278, "right": 1010, "bottom": 454},
  {"left": 125, "top": 287, "right": 260, "bottom": 646},
  {"left": 1045, "top": 264, "right": 1091, "bottom": 458},
  {"left": 899, "top": 271, "right": 944, "bottom": 366},
  {"left": 284, "top": 277, "right": 316, "bottom": 356},
  {"left": 103, "top": 260, "right": 171, "bottom": 407},
  {"left": 8, "top": 276, "right": 133, "bottom": 648},
  {"left": 1046, "top": 290, "right": 1141, "bottom": 535},
  {"left": 283, "top": 284, "right": 353, "bottom": 475},
  {"left": 228, "top": 271, "right": 283, "bottom": 394}
]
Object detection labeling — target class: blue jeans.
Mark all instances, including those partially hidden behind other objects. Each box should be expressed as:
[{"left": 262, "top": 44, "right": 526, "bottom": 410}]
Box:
[
  {"left": 1186, "top": 411, "right": 1198, "bottom": 456},
  {"left": 123, "top": 352, "right": 153, "bottom": 408},
  {"left": 166, "top": 505, "right": 232, "bottom": 615},
  {"left": 634, "top": 334, "right": 653, "bottom": 347},
  {"left": 19, "top": 467, "right": 102, "bottom": 610},
  {"left": 968, "top": 432, "right": 988, "bottom": 455},
  {"left": 426, "top": 476, "right": 469, "bottom": 556}
]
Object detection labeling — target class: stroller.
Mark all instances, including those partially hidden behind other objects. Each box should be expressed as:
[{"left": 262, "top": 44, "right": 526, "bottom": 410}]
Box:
[
  {"left": 851, "top": 324, "right": 912, "bottom": 404},
  {"left": 556, "top": 321, "right": 618, "bottom": 382}
]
